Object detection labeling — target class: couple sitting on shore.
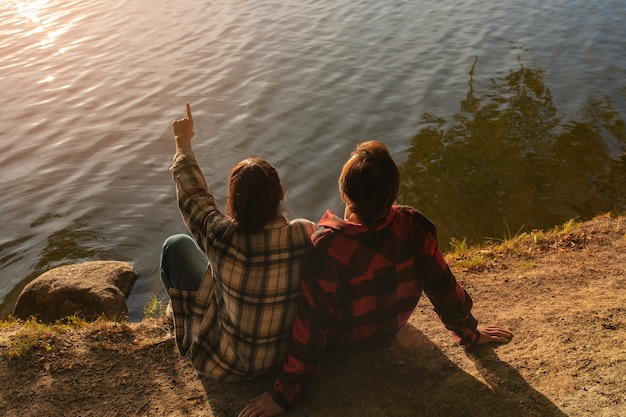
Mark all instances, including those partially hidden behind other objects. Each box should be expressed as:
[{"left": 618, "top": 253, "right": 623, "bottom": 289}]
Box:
[{"left": 160, "top": 103, "right": 513, "bottom": 417}]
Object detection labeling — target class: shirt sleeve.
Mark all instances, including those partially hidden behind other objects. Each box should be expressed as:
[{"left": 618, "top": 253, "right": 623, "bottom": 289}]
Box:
[
  {"left": 169, "top": 149, "right": 225, "bottom": 250},
  {"left": 167, "top": 287, "right": 197, "bottom": 356},
  {"left": 273, "top": 239, "right": 337, "bottom": 409},
  {"left": 419, "top": 231, "right": 479, "bottom": 346}
]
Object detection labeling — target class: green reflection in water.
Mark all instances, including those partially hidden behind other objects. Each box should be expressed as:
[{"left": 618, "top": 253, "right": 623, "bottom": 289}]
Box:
[
  {"left": 398, "top": 58, "right": 626, "bottom": 249},
  {"left": 0, "top": 214, "right": 122, "bottom": 318}
]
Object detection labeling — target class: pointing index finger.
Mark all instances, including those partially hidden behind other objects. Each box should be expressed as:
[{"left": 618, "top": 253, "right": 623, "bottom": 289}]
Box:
[{"left": 185, "top": 102, "right": 193, "bottom": 121}]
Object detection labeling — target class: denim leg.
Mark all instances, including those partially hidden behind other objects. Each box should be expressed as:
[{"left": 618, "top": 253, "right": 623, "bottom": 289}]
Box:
[{"left": 160, "top": 234, "right": 208, "bottom": 293}]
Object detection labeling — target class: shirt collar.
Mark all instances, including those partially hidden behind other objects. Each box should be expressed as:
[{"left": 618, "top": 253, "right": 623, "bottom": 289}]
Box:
[
  {"left": 318, "top": 208, "right": 395, "bottom": 235},
  {"left": 263, "top": 215, "right": 290, "bottom": 230}
]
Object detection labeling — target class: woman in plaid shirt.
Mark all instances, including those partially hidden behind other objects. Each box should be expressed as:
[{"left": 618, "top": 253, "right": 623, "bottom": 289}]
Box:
[
  {"left": 240, "top": 141, "right": 513, "bottom": 416},
  {"left": 160, "top": 103, "right": 316, "bottom": 381}
]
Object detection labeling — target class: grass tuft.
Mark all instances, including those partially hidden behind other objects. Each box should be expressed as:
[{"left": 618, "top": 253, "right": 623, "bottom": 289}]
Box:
[
  {"left": 446, "top": 237, "right": 492, "bottom": 271},
  {"left": 555, "top": 218, "right": 579, "bottom": 234},
  {"left": 143, "top": 294, "right": 168, "bottom": 319},
  {"left": 2, "top": 315, "right": 89, "bottom": 359}
]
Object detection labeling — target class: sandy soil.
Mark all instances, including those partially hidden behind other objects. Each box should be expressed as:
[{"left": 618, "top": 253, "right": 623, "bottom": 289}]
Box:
[{"left": 1, "top": 213, "right": 624, "bottom": 417}]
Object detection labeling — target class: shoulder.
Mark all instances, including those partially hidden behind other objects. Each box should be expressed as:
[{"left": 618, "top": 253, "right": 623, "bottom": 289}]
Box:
[
  {"left": 392, "top": 205, "right": 436, "bottom": 232},
  {"left": 390, "top": 206, "right": 440, "bottom": 256},
  {"left": 285, "top": 218, "right": 317, "bottom": 240},
  {"left": 289, "top": 218, "right": 317, "bottom": 230}
]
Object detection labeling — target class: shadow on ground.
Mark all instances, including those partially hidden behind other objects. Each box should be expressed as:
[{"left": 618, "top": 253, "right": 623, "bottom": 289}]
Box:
[{"left": 201, "top": 324, "right": 566, "bottom": 417}]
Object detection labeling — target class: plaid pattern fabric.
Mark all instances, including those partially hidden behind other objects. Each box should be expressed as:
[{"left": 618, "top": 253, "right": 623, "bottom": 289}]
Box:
[
  {"left": 273, "top": 206, "right": 479, "bottom": 406},
  {"left": 169, "top": 149, "right": 316, "bottom": 381}
]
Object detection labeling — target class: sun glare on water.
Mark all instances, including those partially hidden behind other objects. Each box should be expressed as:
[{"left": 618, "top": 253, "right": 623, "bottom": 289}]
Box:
[
  {"left": 6, "top": 0, "right": 77, "bottom": 84},
  {"left": 15, "top": 0, "right": 49, "bottom": 23},
  {"left": 11, "top": 0, "right": 71, "bottom": 49}
]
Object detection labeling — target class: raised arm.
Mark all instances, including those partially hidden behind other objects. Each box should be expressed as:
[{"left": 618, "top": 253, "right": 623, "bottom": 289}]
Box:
[{"left": 169, "top": 102, "right": 225, "bottom": 250}]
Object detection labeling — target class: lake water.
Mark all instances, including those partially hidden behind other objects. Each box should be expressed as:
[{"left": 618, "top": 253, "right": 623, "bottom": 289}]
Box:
[{"left": 1, "top": 0, "right": 625, "bottom": 320}]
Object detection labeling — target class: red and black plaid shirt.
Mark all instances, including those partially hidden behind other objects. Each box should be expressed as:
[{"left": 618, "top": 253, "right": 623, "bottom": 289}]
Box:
[{"left": 273, "top": 206, "right": 479, "bottom": 408}]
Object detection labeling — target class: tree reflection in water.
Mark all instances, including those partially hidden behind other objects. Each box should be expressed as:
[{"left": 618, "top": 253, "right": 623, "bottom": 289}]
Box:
[
  {"left": 399, "top": 57, "right": 626, "bottom": 248},
  {"left": 0, "top": 213, "right": 122, "bottom": 317}
]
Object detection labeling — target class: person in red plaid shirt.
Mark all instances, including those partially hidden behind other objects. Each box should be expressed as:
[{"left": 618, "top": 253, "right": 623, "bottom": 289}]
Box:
[
  {"left": 239, "top": 140, "right": 513, "bottom": 416},
  {"left": 161, "top": 103, "right": 316, "bottom": 381}
]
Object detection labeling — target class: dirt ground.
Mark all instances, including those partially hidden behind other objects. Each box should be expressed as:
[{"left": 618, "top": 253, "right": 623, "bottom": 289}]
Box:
[{"left": 1, "top": 213, "right": 624, "bottom": 417}]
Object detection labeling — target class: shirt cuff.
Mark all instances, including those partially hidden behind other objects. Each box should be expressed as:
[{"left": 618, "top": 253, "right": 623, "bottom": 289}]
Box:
[
  {"left": 272, "top": 392, "right": 294, "bottom": 412},
  {"left": 461, "top": 326, "right": 481, "bottom": 347},
  {"left": 170, "top": 148, "right": 197, "bottom": 171}
]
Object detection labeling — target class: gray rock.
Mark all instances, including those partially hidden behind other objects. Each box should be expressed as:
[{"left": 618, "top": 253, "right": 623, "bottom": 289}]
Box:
[{"left": 13, "top": 261, "right": 138, "bottom": 323}]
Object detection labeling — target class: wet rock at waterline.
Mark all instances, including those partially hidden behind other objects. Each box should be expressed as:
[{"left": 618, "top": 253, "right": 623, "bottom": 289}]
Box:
[{"left": 13, "top": 261, "right": 137, "bottom": 323}]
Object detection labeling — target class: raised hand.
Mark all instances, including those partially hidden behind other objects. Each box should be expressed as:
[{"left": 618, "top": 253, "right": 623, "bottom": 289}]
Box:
[{"left": 172, "top": 102, "right": 194, "bottom": 150}]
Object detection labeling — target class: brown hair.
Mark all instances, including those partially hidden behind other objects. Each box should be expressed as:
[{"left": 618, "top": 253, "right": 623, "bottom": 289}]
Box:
[
  {"left": 339, "top": 141, "right": 399, "bottom": 224},
  {"left": 227, "top": 158, "right": 284, "bottom": 234}
]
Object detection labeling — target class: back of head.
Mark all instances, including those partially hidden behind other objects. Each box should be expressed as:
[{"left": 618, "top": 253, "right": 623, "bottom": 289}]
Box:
[
  {"left": 228, "top": 158, "right": 284, "bottom": 234},
  {"left": 339, "top": 141, "right": 400, "bottom": 224}
]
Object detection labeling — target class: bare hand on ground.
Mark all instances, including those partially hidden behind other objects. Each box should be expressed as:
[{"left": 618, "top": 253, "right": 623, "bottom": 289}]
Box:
[
  {"left": 238, "top": 392, "right": 285, "bottom": 417},
  {"left": 475, "top": 324, "right": 513, "bottom": 345}
]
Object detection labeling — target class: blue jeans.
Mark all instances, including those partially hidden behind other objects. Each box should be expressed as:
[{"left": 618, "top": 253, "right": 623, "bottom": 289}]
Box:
[{"left": 160, "top": 234, "right": 208, "bottom": 293}]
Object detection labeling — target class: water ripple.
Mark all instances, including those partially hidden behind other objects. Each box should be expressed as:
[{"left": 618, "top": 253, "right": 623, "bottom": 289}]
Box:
[{"left": 0, "top": 0, "right": 624, "bottom": 319}]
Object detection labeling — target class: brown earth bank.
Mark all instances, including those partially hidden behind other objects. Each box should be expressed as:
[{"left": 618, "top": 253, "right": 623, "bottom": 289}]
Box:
[{"left": 1, "top": 213, "right": 625, "bottom": 417}]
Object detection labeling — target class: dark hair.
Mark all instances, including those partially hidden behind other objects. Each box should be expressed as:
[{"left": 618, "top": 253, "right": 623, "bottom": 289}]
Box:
[
  {"left": 227, "top": 158, "right": 284, "bottom": 234},
  {"left": 339, "top": 141, "right": 399, "bottom": 224}
]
